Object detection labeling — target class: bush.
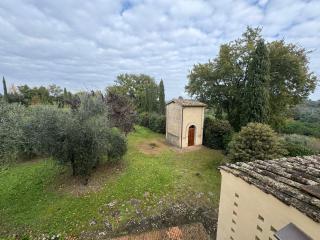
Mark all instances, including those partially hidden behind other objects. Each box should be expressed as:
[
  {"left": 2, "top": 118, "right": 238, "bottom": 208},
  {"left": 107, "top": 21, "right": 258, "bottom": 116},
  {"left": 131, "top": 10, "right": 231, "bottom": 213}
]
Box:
[
  {"left": 0, "top": 101, "right": 27, "bottom": 164},
  {"left": 228, "top": 123, "right": 287, "bottom": 162},
  {"left": 106, "top": 128, "right": 128, "bottom": 162},
  {"left": 203, "top": 117, "right": 233, "bottom": 149},
  {"left": 23, "top": 105, "right": 72, "bottom": 158},
  {"left": 281, "top": 134, "right": 320, "bottom": 157},
  {"left": 138, "top": 112, "right": 150, "bottom": 128},
  {"left": 106, "top": 90, "right": 136, "bottom": 135},
  {"left": 148, "top": 113, "right": 166, "bottom": 133},
  {"left": 138, "top": 112, "right": 165, "bottom": 134},
  {"left": 279, "top": 119, "right": 320, "bottom": 138}
]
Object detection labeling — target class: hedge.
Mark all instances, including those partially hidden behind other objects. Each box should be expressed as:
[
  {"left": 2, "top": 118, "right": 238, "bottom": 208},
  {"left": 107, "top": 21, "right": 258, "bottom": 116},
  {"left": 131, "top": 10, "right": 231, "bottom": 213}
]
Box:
[
  {"left": 138, "top": 112, "right": 165, "bottom": 134},
  {"left": 203, "top": 117, "right": 233, "bottom": 150}
]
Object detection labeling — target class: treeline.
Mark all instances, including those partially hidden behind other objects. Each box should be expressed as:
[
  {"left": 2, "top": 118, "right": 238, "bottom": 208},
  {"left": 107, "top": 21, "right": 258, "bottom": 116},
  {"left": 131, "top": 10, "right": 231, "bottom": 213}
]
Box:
[
  {"left": 291, "top": 100, "right": 320, "bottom": 123},
  {"left": 1, "top": 77, "right": 73, "bottom": 107}
]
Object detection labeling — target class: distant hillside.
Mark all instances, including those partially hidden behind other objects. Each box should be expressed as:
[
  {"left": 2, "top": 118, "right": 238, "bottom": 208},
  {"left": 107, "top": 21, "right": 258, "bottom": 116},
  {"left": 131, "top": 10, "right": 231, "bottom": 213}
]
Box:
[{"left": 292, "top": 100, "right": 320, "bottom": 123}]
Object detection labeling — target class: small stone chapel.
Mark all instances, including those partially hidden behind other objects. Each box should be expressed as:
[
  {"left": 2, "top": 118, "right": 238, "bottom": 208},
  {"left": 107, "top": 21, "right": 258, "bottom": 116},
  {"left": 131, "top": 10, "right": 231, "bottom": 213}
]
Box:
[{"left": 166, "top": 98, "right": 206, "bottom": 148}]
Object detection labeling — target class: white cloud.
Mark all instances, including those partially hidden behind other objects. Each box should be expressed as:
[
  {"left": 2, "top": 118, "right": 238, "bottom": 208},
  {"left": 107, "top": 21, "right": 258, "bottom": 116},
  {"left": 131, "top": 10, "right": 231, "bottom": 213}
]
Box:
[{"left": 0, "top": 0, "right": 319, "bottom": 100}]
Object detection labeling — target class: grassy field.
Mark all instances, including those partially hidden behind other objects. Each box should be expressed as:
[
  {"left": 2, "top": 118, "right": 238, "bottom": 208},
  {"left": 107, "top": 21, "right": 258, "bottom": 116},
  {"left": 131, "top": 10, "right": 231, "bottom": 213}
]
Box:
[{"left": 0, "top": 126, "right": 225, "bottom": 238}]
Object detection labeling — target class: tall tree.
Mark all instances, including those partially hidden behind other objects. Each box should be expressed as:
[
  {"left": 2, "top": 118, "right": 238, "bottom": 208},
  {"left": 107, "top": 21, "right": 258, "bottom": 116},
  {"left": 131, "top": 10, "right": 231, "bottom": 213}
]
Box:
[
  {"left": 106, "top": 88, "right": 136, "bottom": 135},
  {"left": 159, "top": 79, "right": 166, "bottom": 114},
  {"left": 242, "top": 39, "right": 270, "bottom": 125},
  {"left": 2, "top": 77, "right": 8, "bottom": 102},
  {"left": 109, "top": 73, "right": 159, "bottom": 112},
  {"left": 186, "top": 27, "right": 317, "bottom": 130}
]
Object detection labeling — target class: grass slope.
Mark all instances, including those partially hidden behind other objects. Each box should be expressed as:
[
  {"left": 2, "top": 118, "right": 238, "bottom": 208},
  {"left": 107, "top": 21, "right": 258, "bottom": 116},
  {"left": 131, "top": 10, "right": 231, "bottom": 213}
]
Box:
[{"left": 0, "top": 126, "right": 225, "bottom": 238}]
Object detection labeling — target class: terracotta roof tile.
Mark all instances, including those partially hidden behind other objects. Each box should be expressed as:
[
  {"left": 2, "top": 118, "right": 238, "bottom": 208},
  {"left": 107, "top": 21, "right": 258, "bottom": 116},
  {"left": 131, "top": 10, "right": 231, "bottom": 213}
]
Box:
[{"left": 220, "top": 155, "right": 320, "bottom": 222}]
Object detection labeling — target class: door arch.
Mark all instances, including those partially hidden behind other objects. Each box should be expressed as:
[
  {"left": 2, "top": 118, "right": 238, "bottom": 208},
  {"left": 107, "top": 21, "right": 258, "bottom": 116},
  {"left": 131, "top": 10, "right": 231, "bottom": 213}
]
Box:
[{"left": 188, "top": 125, "right": 195, "bottom": 146}]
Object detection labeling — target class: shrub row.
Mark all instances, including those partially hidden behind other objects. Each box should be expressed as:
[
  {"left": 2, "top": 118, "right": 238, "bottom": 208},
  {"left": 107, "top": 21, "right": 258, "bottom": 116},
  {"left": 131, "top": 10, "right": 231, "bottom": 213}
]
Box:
[
  {"left": 203, "top": 117, "right": 233, "bottom": 150},
  {"left": 138, "top": 112, "right": 166, "bottom": 134}
]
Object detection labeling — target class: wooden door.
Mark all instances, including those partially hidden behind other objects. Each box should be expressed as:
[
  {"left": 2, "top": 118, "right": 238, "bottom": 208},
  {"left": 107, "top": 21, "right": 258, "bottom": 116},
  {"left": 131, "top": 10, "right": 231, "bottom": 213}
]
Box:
[{"left": 188, "top": 126, "right": 195, "bottom": 146}]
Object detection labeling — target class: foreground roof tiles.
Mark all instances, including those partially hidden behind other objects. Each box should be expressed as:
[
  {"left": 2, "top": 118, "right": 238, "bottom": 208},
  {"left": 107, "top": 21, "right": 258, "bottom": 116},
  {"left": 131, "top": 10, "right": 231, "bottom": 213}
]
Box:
[
  {"left": 167, "top": 98, "right": 207, "bottom": 107},
  {"left": 220, "top": 155, "right": 320, "bottom": 223}
]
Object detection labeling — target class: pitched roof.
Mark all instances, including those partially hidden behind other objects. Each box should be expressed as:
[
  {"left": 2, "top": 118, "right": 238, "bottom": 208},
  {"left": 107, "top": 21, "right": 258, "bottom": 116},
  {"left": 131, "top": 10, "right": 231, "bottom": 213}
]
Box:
[
  {"left": 166, "top": 98, "right": 206, "bottom": 107},
  {"left": 219, "top": 155, "right": 320, "bottom": 223}
]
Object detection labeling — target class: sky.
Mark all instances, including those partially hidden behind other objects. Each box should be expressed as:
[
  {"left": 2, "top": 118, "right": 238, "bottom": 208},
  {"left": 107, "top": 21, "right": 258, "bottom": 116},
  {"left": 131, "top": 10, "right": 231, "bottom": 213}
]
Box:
[{"left": 0, "top": 0, "right": 319, "bottom": 100}]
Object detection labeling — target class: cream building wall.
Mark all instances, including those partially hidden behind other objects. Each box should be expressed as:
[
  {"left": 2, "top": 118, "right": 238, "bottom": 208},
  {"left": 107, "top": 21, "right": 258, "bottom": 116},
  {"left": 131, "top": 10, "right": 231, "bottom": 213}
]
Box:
[
  {"left": 180, "top": 106, "right": 204, "bottom": 148},
  {"left": 166, "top": 102, "right": 205, "bottom": 148},
  {"left": 217, "top": 170, "right": 320, "bottom": 240},
  {"left": 166, "top": 102, "right": 182, "bottom": 147}
]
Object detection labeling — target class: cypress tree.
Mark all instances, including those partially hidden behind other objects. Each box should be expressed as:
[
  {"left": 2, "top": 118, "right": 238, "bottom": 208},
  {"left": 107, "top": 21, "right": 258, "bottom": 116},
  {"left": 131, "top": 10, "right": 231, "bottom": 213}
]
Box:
[
  {"left": 242, "top": 39, "right": 270, "bottom": 126},
  {"left": 2, "top": 76, "right": 8, "bottom": 102},
  {"left": 159, "top": 79, "right": 165, "bottom": 114},
  {"left": 143, "top": 85, "right": 150, "bottom": 112}
]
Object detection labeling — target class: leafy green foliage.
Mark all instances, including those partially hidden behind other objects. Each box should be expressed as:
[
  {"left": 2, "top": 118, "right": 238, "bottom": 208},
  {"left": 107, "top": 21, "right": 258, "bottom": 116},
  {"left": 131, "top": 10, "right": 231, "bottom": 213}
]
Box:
[
  {"left": 148, "top": 113, "right": 166, "bottom": 133},
  {"left": 0, "top": 101, "right": 27, "bottom": 164},
  {"left": 186, "top": 27, "right": 317, "bottom": 130},
  {"left": 291, "top": 100, "right": 320, "bottom": 123},
  {"left": 0, "top": 95, "right": 127, "bottom": 177},
  {"left": 108, "top": 73, "right": 166, "bottom": 114},
  {"left": 138, "top": 112, "right": 166, "bottom": 133},
  {"left": 279, "top": 119, "right": 320, "bottom": 138},
  {"left": 143, "top": 82, "right": 159, "bottom": 113},
  {"left": 77, "top": 93, "right": 106, "bottom": 121},
  {"left": 2, "top": 77, "right": 8, "bottom": 102},
  {"left": 242, "top": 39, "right": 270, "bottom": 126},
  {"left": 106, "top": 88, "right": 137, "bottom": 135},
  {"left": 228, "top": 123, "right": 287, "bottom": 162},
  {"left": 203, "top": 117, "right": 233, "bottom": 150},
  {"left": 106, "top": 128, "right": 127, "bottom": 162},
  {"left": 159, "top": 80, "right": 166, "bottom": 115},
  {"left": 281, "top": 134, "right": 320, "bottom": 157},
  {"left": 0, "top": 80, "right": 73, "bottom": 107},
  {"left": 108, "top": 73, "right": 159, "bottom": 112}
]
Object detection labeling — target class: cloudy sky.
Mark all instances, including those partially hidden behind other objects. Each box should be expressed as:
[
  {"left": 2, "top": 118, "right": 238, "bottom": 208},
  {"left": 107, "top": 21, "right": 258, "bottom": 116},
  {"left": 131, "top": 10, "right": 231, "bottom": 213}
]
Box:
[{"left": 0, "top": 0, "right": 319, "bottom": 100}]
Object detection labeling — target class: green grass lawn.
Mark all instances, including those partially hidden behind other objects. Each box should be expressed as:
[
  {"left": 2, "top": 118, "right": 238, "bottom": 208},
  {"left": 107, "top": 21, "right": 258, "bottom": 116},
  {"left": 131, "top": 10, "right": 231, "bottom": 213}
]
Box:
[{"left": 0, "top": 126, "right": 225, "bottom": 238}]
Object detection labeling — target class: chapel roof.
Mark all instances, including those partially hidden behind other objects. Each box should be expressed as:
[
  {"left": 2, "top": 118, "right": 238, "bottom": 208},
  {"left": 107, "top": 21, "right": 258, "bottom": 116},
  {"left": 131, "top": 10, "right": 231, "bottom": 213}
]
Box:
[{"left": 167, "top": 98, "right": 206, "bottom": 107}]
